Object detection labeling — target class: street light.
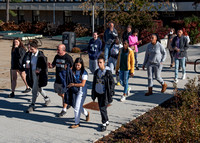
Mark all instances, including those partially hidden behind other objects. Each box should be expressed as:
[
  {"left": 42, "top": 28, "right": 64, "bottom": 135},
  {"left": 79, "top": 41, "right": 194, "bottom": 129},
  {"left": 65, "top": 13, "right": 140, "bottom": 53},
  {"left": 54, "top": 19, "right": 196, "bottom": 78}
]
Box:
[{"left": 92, "top": 0, "right": 94, "bottom": 34}]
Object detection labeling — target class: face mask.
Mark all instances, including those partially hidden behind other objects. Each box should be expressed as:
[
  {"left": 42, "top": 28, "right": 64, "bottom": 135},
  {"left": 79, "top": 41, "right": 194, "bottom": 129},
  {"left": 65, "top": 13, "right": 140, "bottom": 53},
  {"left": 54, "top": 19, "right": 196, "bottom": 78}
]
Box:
[{"left": 170, "top": 31, "right": 173, "bottom": 34}]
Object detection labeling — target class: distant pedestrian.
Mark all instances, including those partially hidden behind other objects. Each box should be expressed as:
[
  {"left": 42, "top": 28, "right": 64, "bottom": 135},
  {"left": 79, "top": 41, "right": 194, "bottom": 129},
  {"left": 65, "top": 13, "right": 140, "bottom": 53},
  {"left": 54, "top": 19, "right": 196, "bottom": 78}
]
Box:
[
  {"left": 48, "top": 44, "right": 73, "bottom": 117},
  {"left": 143, "top": 34, "right": 167, "bottom": 96},
  {"left": 92, "top": 55, "right": 115, "bottom": 132},
  {"left": 165, "top": 28, "right": 176, "bottom": 68},
  {"left": 171, "top": 29, "right": 189, "bottom": 83},
  {"left": 9, "top": 38, "right": 31, "bottom": 98},
  {"left": 122, "top": 25, "right": 132, "bottom": 42},
  {"left": 128, "top": 29, "right": 142, "bottom": 70},
  {"left": 25, "top": 40, "right": 50, "bottom": 113},
  {"left": 108, "top": 37, "right": 123, "bottom": 86},
  {"left": 103, "top": 22, "right": 118, "bottom": 63},
  {"left": 116, "top": 40, "right": 135, "bottom": 102},
  {"left": 88, "top": 32, "right": 103, "bottom": 74},
  {"left": 67, "top": 58, "right": 90, "bottom": 128}
]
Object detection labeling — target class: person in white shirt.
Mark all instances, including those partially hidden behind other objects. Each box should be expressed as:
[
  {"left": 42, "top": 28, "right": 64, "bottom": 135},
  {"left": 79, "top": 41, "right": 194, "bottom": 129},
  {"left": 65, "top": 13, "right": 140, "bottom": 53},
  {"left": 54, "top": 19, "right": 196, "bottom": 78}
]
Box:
[{"left": 67, "top": 57, "right": 90, "bottom": 128}]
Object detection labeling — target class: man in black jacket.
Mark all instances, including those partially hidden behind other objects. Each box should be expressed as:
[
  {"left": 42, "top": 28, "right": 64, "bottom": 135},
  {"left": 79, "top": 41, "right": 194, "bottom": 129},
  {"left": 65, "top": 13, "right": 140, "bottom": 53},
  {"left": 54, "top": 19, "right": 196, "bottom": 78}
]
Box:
[
  {"left": 172, "top": 29, "right": 189, "bottom": 83},
  {"left": 92, "top": 55, "right": 115, "bottom": 132}
]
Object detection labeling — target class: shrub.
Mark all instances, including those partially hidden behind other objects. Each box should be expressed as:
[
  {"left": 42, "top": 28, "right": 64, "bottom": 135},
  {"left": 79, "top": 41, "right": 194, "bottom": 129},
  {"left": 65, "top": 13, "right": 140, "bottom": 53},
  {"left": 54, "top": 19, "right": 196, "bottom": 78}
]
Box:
[{"left": 97, "top": 78, "right": 200, "bottom": 142}]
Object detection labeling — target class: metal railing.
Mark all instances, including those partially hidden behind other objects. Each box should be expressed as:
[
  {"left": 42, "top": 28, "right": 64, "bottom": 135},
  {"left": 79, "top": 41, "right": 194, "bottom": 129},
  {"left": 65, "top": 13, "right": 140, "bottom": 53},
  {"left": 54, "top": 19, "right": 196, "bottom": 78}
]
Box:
[{"left": 194, "top": 59, "right": 200, "bottom": 74}]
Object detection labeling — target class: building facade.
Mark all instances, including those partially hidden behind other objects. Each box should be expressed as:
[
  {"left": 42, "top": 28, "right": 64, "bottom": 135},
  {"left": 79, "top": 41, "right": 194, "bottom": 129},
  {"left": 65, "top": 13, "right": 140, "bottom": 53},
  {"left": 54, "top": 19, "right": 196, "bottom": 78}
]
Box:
[{"left": 0, "top": 0, "right": 199, "bottom": 26}]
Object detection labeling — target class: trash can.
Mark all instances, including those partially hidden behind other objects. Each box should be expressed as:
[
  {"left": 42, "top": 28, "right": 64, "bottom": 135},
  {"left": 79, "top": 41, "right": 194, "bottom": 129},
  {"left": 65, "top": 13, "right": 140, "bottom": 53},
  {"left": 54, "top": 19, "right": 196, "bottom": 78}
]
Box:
[{"left": 62, "top": 32, "right": 76, "bottom": 52}]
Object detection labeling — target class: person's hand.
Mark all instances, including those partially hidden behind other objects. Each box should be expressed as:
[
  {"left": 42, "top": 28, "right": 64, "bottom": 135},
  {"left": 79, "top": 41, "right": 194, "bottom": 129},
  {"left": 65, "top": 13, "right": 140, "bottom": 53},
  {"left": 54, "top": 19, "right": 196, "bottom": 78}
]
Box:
[
  {"left": 67, "top": 83, "right": 75, "bottom": 88},
  {"left": 138, "top": 40, "right": 142, "bottom": 44},
  {"left": 142, "top": 65, "right": 145, "bottom": 70},
  {"left": 116, "top": 71, "right": 119, "bottom": 76},
  {"left": 48, "top": 62, "right": 52, "bottom": 68},
  {"left": 35, "top": 70, "right": 40, "bottom": 74},
  {"left": 160, "top": 62, "right": 163, "bottom": 65},
  {"left": 130, "top": 73, "right": 134, "bottom": 77},
  {"left": 175, "top": 47, "right": 180, "bottom": 52}
]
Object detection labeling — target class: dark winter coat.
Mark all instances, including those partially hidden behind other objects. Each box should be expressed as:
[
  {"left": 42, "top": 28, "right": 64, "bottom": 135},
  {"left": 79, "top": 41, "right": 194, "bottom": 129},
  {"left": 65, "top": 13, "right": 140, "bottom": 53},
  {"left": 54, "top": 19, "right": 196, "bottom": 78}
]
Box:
[
  {"left": 171, "top": 35, "right": 189, "bottom": 58},
  {"left": 92, "top": 69, "right": 115, "bottom": 106},
  {"left": 23, "top": 51, "right": 48, "bottom": 88},
  {"left": 60, "top": 64, "right": 79, "bottom": 108}
]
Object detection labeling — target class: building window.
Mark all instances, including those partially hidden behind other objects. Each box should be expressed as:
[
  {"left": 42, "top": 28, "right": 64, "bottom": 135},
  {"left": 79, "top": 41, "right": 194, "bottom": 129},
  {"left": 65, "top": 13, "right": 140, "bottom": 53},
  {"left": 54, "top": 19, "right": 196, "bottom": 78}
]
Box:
[
  {"left": 33, "top": 10, "right": 40, "bottom": 23},
  {"left": 64, "top": 11, "right": 72, "bottom": 23}
]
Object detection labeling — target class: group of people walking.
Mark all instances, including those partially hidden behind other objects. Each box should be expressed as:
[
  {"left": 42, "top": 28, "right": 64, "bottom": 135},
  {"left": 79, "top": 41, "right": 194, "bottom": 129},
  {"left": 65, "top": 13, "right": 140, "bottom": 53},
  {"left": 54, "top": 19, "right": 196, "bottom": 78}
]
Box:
[{"left": 9, "top": 22, "right": 189, "bottom": 132}]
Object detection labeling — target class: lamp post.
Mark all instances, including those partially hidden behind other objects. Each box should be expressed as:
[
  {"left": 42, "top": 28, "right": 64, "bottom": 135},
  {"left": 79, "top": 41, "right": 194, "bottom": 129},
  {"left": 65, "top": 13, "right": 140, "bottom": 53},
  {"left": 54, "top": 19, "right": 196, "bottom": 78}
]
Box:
[
  {"left": 53, "top": 2, "right": 55, "bottom": 25},
  {"left": 6, "top": 0, "right": 9, "bottom": 22},
  {"left": 92, "top": 0, "right": 94, "bottom": 34}
]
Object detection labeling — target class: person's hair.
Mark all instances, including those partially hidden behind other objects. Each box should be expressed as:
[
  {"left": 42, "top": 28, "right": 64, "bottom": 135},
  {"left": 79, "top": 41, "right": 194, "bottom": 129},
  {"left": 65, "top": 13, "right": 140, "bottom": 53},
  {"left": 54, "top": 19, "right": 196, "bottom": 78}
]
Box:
[
  {"left": 93, "top": 31, "right": 98, "bottom": 35},
  {"left": 123, "top": 40, "right": 129, "bottom": 45},
  {"left": 115, "top": 37, "right": 121, "bottom": 43},
  {"left": 127, "top": 25, "right": 132, "bottom": 29},
  {"left": 12, "top": 37, "right": 26, "bottom": 52},
  {"left": 152, "top": 33, "right": 161, "bottom": 43},
  {"left": 72, "top": 57, "right": 85, "bottom": 80},
  {"left": 109, "top": 22, "right": 114, "bottom": 27},
  {"left": 177, "top": 28, "right": 183, "bottom": 32},
  {"left": 170, "top": 28, "right": 175, "bottom": 32},
  {"left": 133, "top": 28, "right": 139, "bottom": 34},
  {"left": 29, "top": 39, "right": 39, "bottom": 49},
  {"left": 98, "top": 55, "right": 105, "bottom": 62}
]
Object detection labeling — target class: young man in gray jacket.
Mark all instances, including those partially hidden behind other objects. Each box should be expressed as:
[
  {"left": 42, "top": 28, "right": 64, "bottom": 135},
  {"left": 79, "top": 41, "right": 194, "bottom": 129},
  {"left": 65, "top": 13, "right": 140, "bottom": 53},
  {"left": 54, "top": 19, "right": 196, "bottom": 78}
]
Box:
[{"left": 143, "top": 34, "right": 167, "bottom": 96}]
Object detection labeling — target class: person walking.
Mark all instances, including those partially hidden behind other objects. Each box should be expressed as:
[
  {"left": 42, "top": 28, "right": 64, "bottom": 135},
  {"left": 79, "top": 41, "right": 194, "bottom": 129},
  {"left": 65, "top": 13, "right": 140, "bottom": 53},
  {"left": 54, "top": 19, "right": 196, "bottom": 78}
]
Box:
[
  {"left": 24, "top": 40, "right": 50, "bottom": 113},
  {"left": 142, "top": 34, "right": 167, "bottom": 96},
  {"left": 9, "top": 38, "right": 31, "bottom": 98},
  {"left": 48, "top": 44, "right": 73, "bottom": 117},
  {"left": 67, "top": 58, "right": 90, "bottom": 128},
  {"left": 108, "top": 37, "right": 123, "bottom": 86},
  {"left": 116, "top": 40, "right": 135, "bottom": 102},
  {"left": 165, "top": 28, "right": 176, "bottom": 68},
  {"left": 122, "top": 25, "right": 132, "bottom": 42},
  {"left": 171, "top": 29, "right": 189, "bottom": 83},
  {"left": 103, "top": 22, "right": 118, "bottom": 63},
  {"left": 88, "top": 32, "right": 103, "bottom": 74},
  {"left": 92, "top": 55, "right": 115, "bottom": 132},
  {"left": 128, "top": 29, "right": 142, "bottom": 70}
]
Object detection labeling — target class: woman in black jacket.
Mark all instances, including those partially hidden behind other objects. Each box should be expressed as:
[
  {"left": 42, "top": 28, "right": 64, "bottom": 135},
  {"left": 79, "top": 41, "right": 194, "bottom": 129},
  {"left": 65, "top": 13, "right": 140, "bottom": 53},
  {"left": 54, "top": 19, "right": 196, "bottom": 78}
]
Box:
[
  {"left": 92, "top": 55, "right": 115, "bottom": 132},
  {"left": 9, "top": 38, "right": 31, "bottom": 98},
  {"left": 24, "top": 40, "right": 50, "bottom": 113}
]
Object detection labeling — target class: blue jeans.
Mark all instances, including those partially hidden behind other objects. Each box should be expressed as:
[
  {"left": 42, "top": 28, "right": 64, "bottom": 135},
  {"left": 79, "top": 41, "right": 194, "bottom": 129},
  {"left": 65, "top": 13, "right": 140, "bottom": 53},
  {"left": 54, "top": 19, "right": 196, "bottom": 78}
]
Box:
[
  {"left": 104, "top": 44, "right": 111, "bottom": 62},
  {"left": 134, "top": 52, "right": 138, "bottom": 67},
  {"left": 119, "top": 70, "right": 129, "bottom": 94},
  {"left": 175, "top": 57, "right": 186, "bottom": 79}
]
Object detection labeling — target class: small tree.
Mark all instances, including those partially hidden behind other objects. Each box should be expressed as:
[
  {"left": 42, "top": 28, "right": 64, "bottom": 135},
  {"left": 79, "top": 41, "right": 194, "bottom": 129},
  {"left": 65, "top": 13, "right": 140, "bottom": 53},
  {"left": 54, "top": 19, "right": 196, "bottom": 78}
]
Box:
[{"left": 80, "top": 0, "right": 169, "bottom": 32}]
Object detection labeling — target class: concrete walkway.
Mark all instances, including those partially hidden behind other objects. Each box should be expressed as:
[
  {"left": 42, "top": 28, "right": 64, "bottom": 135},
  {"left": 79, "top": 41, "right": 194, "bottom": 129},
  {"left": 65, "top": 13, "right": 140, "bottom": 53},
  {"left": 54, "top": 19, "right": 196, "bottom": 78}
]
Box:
[{"left": 0, "top": 45, "right": 199, "bottom": 143}]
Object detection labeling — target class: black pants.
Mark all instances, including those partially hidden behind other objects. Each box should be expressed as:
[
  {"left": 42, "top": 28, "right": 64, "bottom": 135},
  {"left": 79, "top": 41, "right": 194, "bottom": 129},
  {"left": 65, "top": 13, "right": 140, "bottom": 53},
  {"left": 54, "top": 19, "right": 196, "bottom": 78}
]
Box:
[
  {"left": 169, "top": 49, "right": 174, "bottom": 65},
  {"left": 97, "top": 93, "right": 108, "bottom": 124}
]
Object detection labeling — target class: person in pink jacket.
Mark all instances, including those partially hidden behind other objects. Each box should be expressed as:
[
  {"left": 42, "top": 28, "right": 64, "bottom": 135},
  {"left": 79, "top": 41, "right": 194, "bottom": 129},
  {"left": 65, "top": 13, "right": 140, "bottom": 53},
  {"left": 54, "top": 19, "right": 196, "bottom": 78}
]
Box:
[{"left": 128, "top": 29, "right": 142, "bottom": 70}]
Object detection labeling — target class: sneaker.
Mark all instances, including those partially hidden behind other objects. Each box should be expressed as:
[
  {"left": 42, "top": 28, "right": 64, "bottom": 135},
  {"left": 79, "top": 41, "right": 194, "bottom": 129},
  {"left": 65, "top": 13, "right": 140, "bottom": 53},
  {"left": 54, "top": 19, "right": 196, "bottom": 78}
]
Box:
[
  {"left": 44, "top": 97, "right": 51, "bottom": 107},
  {"left": 26, "top": 104, "right": 35, "bottom": 113},
  {"left": 120, "top": 95, "right": 126, "bottom": 102},
  {"left": 57, "top": 110, "right": 67, "bottom": 117},
  {"left": 86, "top": 112, "right": 90, "bottom": 122},
  {"left": 136, "top": 67, "right": 139, "bottom": 70},
  {"left": 117, "top": 82, "right": 121, "bottom": 86},
  {"left": 106, "top": 121, "right": 109, "bottom": 126},
  {"left": 101, "top": 125, "right": 107, "bottom": 132},
  {"left": 8, "top": 92, "right": 15, "bottom": 98},
  {"left": 22, "top": 88, "right": 31, "bottom": 93},
  {"left": 127, "top": 87, "right": 131, "bottom": 96},
  {"left": 174, "top": 78, "right": 179, "bottom": 83},
  {"left": 181, "top": 74, "right": 186, "bottom": 80},
  {"left": 70, "top": 124, "right": 80, "bottom": 129}
]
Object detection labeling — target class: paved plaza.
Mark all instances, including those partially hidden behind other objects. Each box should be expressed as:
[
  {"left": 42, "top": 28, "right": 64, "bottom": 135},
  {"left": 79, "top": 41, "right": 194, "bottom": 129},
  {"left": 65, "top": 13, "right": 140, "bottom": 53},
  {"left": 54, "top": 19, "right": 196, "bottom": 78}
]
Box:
[{"left": 0, "top": 43, "right": 199, "bottom": 143}]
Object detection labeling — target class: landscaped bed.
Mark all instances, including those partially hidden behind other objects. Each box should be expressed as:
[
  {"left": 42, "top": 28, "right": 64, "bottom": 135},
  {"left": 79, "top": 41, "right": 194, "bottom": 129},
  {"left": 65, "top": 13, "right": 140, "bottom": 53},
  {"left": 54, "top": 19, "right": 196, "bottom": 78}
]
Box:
[{"left": 96, "top": 78, "right": 200, "bottom": 142}]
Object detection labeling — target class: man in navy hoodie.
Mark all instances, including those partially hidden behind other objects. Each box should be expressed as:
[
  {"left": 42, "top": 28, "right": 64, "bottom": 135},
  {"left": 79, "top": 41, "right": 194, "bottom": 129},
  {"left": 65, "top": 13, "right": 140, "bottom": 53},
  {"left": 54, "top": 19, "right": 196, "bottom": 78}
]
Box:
[{"left": 88, "top": 32, "right": 103, "bottom": 74}]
